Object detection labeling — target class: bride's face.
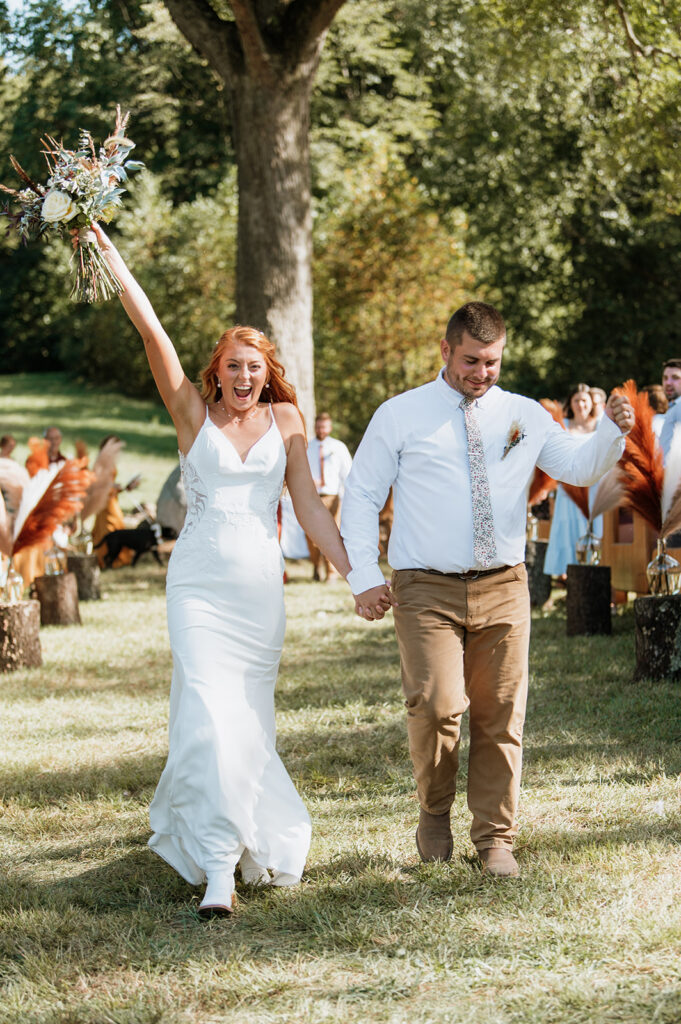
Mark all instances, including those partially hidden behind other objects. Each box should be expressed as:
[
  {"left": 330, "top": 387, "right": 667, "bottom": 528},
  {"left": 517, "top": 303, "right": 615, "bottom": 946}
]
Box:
[{"left": 217, "top": 342, "right": 268, "bottom": 414}]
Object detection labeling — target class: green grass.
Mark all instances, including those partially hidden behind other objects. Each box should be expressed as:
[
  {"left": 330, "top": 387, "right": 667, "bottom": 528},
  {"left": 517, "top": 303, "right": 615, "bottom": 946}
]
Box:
[
  {"left": 1, "top": 560, "right": 680, "bottom": 1024},
  {"left": 0, "top": 372, "right": 177, "bottom": 506},
  {"left": 1, "top": 374, "right": 680, "bottom": 1022}
]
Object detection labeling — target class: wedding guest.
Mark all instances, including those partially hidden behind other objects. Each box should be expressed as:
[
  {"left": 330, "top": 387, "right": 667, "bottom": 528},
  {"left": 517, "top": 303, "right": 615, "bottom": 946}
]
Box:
[
  {"left": 0, "top": 435, "right": 16, "bottom": 458},
  {"left": 342, "top": 303, "right": 634, "bottom": 877},
  {"left": 91, "top": 435, "right": 141, "bottom": 569},
  {"left": 44, "top": 426, "right": 66, "bottom": 467},
  {"left": 659, "top": 359, "right": 681, "bottom": 458},
  {"left": 589, "top": 387, "right": 607, "bottom": 422},
  {"left": 306, "top": 412, "right": 352, "bottom": 581},
  {"left": 544, "top": 384, "right": 602, "bottom": 579},
  {"left": 641, "top": 385, "right": 668, "bottom": 438}
]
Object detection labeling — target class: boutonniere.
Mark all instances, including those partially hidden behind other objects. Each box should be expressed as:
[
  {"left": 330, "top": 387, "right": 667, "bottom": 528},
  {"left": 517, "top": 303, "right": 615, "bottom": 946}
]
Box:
[{"left": 502, "top": 420, "right": 526, "bottom": 459}]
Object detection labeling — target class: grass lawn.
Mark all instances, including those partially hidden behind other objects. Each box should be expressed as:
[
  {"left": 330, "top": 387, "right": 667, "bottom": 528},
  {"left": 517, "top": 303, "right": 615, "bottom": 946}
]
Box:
[
  {"left": 1, "top": 554, "right": 680, "bottom": 1023},
  {"left": 0, "top": 372, "right": 178, "bottom": 507}
]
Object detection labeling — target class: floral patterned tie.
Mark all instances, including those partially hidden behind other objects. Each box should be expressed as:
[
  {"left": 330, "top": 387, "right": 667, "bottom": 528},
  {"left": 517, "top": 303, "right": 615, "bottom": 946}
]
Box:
[{"left": 460, "top": 397, "right": 497, "bottom": 568}]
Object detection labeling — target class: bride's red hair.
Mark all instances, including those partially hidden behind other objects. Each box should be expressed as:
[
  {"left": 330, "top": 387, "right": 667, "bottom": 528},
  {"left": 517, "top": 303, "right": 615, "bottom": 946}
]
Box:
[{"left": 200, "top": 326, "right": 301, "bottom": 414}]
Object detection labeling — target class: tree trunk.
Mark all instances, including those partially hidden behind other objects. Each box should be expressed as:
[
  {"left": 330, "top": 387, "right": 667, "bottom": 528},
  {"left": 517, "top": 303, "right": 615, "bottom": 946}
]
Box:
[
  {"left": 33, "top": 573, "right": 81, "bottom": 626},
  {"left": 163, "top": 0, "right": 350, "bottom": 432},
  {"left": 633, "top": 594, "right": 681, "bottom": 681},
  {"left": 67, "top": 553, "right": 101, "bottom": 601},
  {"left": 0, "top": 600, "right": 42, "bottom": 672},
  {"left": 231, "top": 72, "right": 317, "bottom": 427},
  {"left": 566, "top": 564, "right": 611, "bottom": 636}
]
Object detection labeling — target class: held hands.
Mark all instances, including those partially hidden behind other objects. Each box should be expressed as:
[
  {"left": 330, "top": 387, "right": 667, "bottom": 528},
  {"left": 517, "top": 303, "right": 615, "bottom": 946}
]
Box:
[
  {"left": 353, "top": 582, "right": 398, "bottom": 621},
  {"left": 605, "top": 393, "right": 635, "bottom": 435}
]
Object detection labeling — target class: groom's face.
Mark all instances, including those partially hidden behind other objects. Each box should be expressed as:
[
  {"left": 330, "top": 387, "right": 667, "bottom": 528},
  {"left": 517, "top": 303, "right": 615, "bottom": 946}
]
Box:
[{"left": 441, "top": 330, "right": 505, "bottom": 400}]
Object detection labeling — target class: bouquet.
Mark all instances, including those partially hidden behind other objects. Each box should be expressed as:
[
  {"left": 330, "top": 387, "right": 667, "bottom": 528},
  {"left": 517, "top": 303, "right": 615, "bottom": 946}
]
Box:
[{"left": 0, "top": 106, "right": 144, "bottom": 302}]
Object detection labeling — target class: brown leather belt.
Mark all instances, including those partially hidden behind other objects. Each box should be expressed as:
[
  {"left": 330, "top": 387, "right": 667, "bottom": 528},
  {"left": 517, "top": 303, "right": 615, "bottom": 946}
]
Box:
[{"left": 413, "top": 565, "right": 510, "bottom": 581}]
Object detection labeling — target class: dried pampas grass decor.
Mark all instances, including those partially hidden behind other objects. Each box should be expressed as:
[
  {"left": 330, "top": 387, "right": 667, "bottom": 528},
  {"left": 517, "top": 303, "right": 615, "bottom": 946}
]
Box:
[
  {"left": 80, "top": 437, "right": 123, "bottom": 521},
  {"left": 12, "top": 458, "right": 92, "bottom": 556},
  {"left": 614, "top": 379, "right": 663, "bottom": 533}
]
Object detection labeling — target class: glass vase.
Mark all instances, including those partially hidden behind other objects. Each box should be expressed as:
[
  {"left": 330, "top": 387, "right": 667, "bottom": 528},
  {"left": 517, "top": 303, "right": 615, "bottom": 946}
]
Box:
[
  {"left": 575, "top": 529, "right": 602, "bottom": 566},
  {"left": 2, "top": 565, "right": 24, "bottom": 603},
  {"left": 44, "top": 545, "right": 68, "bottom": 576},
  {"left": 526, "top": 511, "right": 538, "bottom": 541},
  {"left": 646, "top": 539, "right": 681, "bottom": 596}
]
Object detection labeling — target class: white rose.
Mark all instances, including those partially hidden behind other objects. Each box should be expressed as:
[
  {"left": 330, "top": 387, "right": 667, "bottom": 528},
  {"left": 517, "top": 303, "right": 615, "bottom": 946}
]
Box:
[{"left": 41, "top": 191, "right": 78, "bottom": 224}]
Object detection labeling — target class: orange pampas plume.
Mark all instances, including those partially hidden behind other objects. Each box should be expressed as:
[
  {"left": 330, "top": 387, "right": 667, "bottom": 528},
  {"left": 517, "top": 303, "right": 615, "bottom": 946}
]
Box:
[
  {"left": 614, "top": 379, "right": 663, "bottom": 532},
  {"left": 12, "top": 458, "right": 92, "bottom": 555},
  {"left": 26, "top": 437, "right": 49, "bottom": 477},
  {"left": 528, "top": 399, "right": 566, "bottom": 505}
]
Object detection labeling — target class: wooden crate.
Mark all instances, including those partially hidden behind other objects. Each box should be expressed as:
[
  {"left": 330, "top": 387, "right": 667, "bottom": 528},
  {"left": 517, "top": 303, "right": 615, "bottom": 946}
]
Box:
[{"left": 601, "top": 507, "right": 658, "bottom": 595}]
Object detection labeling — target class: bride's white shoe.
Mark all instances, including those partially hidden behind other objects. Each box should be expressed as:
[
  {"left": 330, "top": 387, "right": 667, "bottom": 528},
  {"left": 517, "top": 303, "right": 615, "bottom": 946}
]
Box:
[
  {"left": 271, "top": 871, "right": 300, "bottom": 887},
  {"left": 198, "top": 870, "right": 237, "bottom": 917},
  {"left": 239, "top": 849, "right": 271, "bottom": 886}
]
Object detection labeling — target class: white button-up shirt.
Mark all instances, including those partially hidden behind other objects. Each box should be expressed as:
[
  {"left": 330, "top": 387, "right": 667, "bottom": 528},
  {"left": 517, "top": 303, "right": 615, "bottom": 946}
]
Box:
[
  {"left": 307, "top": 436, "right": 353, "bottom": 497},
  {"left": 341, "top": 372, "right": 625, "bottom": 594}
]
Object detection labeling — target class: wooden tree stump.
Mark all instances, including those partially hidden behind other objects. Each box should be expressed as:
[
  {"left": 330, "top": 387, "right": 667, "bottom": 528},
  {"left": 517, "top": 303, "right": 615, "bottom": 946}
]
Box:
[
  {"left": 525, "top": 539, "right": 552, "bottom": 607},
  {"left": 66, "top": 553, "right": 101, "bottom": 601},
  {"left": 0, "top": 600, "right": 42, "bottom": 671},
  {"left": 633, "top": 594, "right": 681, "bottom": 681},
  {"left": 566, "top": 564, "right": 611, "bottom": 636},
  {"left": 33, "top": 573, "right": 81, "bottom": 626}
]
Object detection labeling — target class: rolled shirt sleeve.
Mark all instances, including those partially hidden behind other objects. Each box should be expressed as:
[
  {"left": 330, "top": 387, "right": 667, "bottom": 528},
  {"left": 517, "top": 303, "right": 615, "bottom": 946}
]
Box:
[{"left": 536, "top": 412, "right": 625, "bottom": 485}]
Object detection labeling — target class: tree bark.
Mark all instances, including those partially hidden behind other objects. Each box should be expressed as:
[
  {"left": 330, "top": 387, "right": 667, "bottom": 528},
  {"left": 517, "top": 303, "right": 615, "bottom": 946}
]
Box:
[
  {"left": 566, "top": 564, "right": 611, "bottom": 636},
  {"left": 163, "top": 0, "right": 348, "bottom": 429},
  {"left": 232, "top": 72, "right": 316, "bottom": 425},
  {"left": 525, "top": 539, "right": 551, "bottom": 607},
  {"left": 0, "top": 600, "right": 41, "bottom": 672},
  {"left": 33, "top": 573, "right": 81, "bottom": 626},
  {"left": 67, "top": 553, "right": 101, "bottom": 601},
  {"left": 633, "top": 594, "right": 681, "bottom": 681}
]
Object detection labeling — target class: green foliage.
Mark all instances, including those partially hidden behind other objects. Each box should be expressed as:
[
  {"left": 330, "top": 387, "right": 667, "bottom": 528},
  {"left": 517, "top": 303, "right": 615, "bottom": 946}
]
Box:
[
  {"left": 401, "top": 0, "right": 681, "bottom": 398},
  {"left": 314, "top": 158, "right": 475, "bottom": 447},
  {"left": 57, "top": 171, "right": 238, "bottom": 396}
]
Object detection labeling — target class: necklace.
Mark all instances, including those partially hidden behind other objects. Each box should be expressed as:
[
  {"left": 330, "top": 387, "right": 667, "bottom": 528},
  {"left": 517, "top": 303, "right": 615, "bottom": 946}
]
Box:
[{"left": 218, "top": 402, "right": 262, "bottom": 425}]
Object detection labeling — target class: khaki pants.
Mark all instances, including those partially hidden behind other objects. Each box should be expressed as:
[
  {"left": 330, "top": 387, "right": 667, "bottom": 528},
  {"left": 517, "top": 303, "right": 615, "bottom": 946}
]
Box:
[
  {"left": 306, "top": 494, "right": 341, "bottom": 579},
  {"left": 392, "top": 565, "right": 530, "bottom": 851}
]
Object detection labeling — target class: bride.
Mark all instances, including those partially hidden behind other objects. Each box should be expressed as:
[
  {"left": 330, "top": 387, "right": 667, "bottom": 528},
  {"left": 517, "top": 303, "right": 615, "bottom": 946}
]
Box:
[{"left": 89, "top": 223, "right": 353, "bottom": 916}]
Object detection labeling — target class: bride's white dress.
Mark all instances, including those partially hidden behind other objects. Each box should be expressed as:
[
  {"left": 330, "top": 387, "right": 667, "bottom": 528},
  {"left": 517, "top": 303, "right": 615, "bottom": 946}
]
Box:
[{"left": 148, "top": 406, "right": 311, "bottom": 885}]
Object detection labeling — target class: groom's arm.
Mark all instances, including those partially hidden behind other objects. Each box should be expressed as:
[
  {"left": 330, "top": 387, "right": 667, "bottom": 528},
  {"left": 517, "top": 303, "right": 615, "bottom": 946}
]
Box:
[
  {"left": 536, "top": 394, "right": 631, "bottom": 484},
  {"left": 341, "top": 405, "right": 400, "bottom": 619}
]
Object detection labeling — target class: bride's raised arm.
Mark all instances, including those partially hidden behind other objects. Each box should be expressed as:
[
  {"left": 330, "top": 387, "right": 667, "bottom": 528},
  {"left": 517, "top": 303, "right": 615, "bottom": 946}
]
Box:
[{"left": 88, "top": 223, "right": 205, "bottom": 451}]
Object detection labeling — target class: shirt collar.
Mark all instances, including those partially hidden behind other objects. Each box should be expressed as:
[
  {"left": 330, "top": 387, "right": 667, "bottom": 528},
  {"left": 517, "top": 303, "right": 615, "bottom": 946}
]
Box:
[{"left": 435, "top": 369, "right": 500, "bottom": 409}]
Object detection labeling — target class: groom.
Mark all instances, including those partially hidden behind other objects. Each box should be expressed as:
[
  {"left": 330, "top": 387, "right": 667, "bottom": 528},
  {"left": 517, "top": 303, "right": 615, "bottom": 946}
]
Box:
[{"left": 341, "top": 301, "right": 634, "bottom": 877}]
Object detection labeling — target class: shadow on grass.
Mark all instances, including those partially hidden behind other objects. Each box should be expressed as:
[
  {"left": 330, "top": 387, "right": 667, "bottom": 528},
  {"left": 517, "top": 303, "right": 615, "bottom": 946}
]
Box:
[{"left": 0, "top": 750, "right": 165, "bottom": 803}]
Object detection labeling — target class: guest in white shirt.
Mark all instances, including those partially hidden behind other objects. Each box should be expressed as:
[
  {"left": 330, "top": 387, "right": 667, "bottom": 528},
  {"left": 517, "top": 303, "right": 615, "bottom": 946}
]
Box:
[
  {"left": 306, "top": 412, "right": 353, "bottom": 581},
  {"left": 658, "top": 359, "right": 681, "bottom": 458},
  {"left": 641, "top": 384, "right": 668, "bottom": 439},
  {"left": 341, "top": 301, "right": 635, "bottom": 878}
]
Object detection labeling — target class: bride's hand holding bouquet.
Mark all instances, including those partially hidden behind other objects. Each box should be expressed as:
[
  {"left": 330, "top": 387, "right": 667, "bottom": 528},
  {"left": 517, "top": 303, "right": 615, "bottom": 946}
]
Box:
[{"left": 0, "top": 106, "right": 144, "bottom": 303}]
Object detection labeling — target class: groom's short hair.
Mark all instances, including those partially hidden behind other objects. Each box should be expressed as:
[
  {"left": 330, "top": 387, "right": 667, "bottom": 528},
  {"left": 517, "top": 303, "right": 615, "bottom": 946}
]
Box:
[{"left": 446, "top": 302, "right": 505, "bottom": 348}]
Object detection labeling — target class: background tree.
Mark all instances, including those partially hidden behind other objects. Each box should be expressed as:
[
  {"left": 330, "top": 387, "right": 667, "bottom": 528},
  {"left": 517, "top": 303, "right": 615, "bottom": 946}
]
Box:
[
  {"left": 162, "top": 0, "right": 353, "bottom": 425},
  {"left": 314, "top": 158, "right": 474, "bottom": 446}
]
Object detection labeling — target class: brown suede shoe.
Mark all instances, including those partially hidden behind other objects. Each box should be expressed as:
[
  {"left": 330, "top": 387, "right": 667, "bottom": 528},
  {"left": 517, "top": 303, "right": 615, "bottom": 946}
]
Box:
[
  {"left": 479, "top": 848, "right": 520, "bottom": 878},
  {"left": 415, "top": 808, "right": 452, "bottom": 862}
]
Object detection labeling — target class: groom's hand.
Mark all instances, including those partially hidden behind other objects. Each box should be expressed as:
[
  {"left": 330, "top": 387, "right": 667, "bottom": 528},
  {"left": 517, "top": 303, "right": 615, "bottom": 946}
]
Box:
[
  {"left": 606, "top": 393, "right": 635, "bottom": 434},
  {"left": 354, "top": 583, "right": 398, "bottom": 621}
]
